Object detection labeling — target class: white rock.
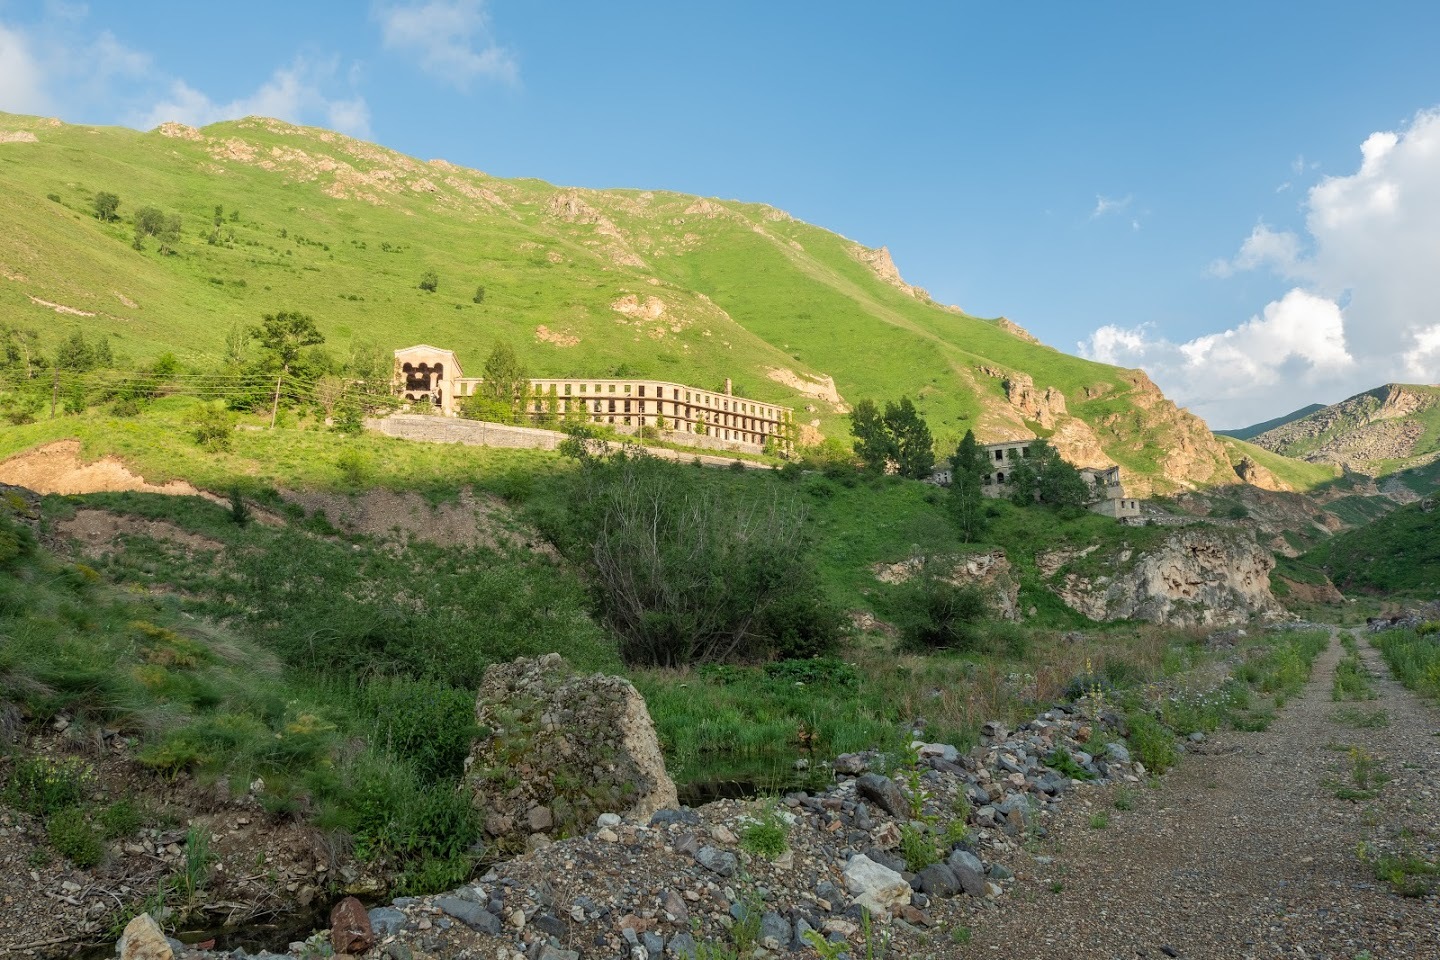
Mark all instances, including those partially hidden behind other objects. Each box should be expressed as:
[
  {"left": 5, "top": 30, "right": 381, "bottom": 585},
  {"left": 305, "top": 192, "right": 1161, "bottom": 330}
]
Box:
[
  {"left": 842, "top": 854, "right": 909, "bottom": 922},
  {"left": 118, "top": 913, "right": 172, "bottom": 960}
]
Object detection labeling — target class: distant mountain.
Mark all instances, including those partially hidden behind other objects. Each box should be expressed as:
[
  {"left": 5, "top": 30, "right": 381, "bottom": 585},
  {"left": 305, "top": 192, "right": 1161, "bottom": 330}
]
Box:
[
  {"left": 1248, "top": 383, "right": 1440, "bottom": 475},
  {"left": 1215, "top": 403, "right": 1326, "bottom": 441},
  {"left": 0, "top": 111, "right": 1261, "bottom": 492}
]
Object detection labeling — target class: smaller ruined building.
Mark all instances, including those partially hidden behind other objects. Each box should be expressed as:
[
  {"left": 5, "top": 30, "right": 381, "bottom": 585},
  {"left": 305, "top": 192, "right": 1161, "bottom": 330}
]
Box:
[
  {"left": 393, "top": 345, "right": 794, "bottom": 454},
  {"left": 940, "top": 439, "right": 1141, "bottom": 519}
]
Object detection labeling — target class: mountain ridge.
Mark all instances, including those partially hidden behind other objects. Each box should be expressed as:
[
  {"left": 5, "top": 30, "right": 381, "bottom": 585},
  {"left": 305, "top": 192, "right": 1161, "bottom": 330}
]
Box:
[{"left": 0, "top": 110, "right": 1264, "bottom": 493}]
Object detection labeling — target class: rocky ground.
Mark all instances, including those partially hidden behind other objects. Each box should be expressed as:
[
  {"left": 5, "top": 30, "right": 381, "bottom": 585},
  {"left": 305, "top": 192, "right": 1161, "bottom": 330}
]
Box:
[{"left": 27, "top": 630, "right": 1440, "bottom": 959}]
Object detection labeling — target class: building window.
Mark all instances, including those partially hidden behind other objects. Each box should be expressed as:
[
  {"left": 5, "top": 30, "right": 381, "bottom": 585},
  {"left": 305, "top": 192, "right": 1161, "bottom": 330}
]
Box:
[
  {"left": 638, "top": 385, "right": 645, "bottom": 397},
  {"left": 564, "top": 384, "right": 572, "bottom": 396},
  {"left": 624, "top": 400, "right": 631, "bottom": 413},
  {"left": 608, "top": 384, "right": 616, "bottom": 393},
  {"left": 997, "top": 472, "right": 1006, "bottom": 483},
  {"left": 608, "top": 399, "right": 616, "bottom": 413}
]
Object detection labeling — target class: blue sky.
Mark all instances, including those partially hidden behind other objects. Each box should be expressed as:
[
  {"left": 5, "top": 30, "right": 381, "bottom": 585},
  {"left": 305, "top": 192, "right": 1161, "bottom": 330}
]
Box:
[{"left": 2, "top": 1, "right": 1440, "bottom": 427}]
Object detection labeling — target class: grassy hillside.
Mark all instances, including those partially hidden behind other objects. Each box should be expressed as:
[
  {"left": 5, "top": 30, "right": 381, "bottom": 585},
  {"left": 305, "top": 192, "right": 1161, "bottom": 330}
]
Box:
[
  {"left": 1249, "top": 383, "right": 1440, "bottom": 476},
  {"left": 1215, "top": 403, "right": 1325, "bottom": 441},
  {"left": 0, "top": 111, "right": 1244, "bottom": 491},
  {"left": 1294, "top": 500, "right": 1440, "bottom": 597},
  {"left": 1218, "top": 436, "right": 1340, "bottom": 492}
]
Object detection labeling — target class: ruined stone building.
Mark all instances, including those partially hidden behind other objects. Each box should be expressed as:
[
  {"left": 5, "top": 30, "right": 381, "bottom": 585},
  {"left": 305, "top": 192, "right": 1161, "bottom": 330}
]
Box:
[
  {"left": 936, "top": 439, "right": 1142, "bottom": 519},
  {"left": 393, "top": 345, "right": 793, "bottom": 454}
]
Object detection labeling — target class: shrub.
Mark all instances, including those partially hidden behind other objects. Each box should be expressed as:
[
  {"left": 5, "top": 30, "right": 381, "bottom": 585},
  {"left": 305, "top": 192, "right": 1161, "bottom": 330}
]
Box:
[
  {"left": 893, "top": 562, "right": 991, "bottom": 652},
  {"left": 190, "top": 402, "right": 234, "bottom": 452},
  {"left": 336, "top": 448, "right": 373, "bottom": 488},
  {"left": 1125, "top": 710, "right": 1178, "bottom": 774},
  {"left": 739, "top": 804, "right": 789, "bottom": 860},
  {"left": 4, "top": 756, "right": 92, "bottom": 815},
  {"left": 472, "top": 285, "right": 486, "bottom": 304},
  {"left": 356, "top": 677, "right": 477, "bottom": 783},
  {"left": 47, "top": 808, "right": 104, "bottom": 868},
  {"left": 899, "top": 823, "right": 939, "bottom": 871},
  {"left": 419, "top": 269, "right": 439, "bottom": 293}
]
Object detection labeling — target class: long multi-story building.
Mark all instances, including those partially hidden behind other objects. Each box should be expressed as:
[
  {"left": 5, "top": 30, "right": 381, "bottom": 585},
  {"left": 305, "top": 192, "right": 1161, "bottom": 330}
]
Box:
[{"left": 393, "top": 344, "right": 792, "bottom": 453}]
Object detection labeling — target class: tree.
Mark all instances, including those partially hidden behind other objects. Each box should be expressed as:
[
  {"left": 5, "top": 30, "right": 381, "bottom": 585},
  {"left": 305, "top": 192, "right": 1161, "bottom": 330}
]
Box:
[
  {"left": 885, "top": 397, "right": 935, "bottom": 479},
  {"left": 54, "top": 331, "right": 97, "bottom": 373},
  {"left": 466, "top": 341, "right": 527, "bottom": 424},
  {"left": 223, "top": 324, "right": 249, "bottom": 367},
  {"left": 1038, "top": 452, "right": 1091, "bottom": 507},
  {"left": 250, "top": 311, "right": 325, "bottom": 374},
  {"left": 472, "top": 285, "right": 486, "bottom": 304},
  {"left": 132, "top": 206, "right": 181, "bottom": 253},
  {"left": 849, "top": 396, "right": 934, "bottom": 478},
  {"left": 93, "top": 192, "right": 120, "bottom": 222},
  {"left": 1006, "top": 449, "right": 1040, "bottom": 506},
  {"left": 948, "top": 429, "right": 988, "bottom": 542},
  {"left": 419, "top": 269, "right": 439, "bottom": 293},
  {"left": 849, "top": 399, "right": 892, "bottom": 472}
]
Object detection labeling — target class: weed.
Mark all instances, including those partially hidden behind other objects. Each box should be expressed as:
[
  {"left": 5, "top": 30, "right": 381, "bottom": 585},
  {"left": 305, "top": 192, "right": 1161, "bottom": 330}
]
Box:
[
  {"left": 1125, "top": 710, "right": 1178, "bottom": 774},
  {"left": 4, "top": 756, "right": 93, "bottom": 815},
  {"left": 1332, "top": 653, "right": 1376, "bottom": 701},
  {"left": 1089, "top": 812, "right": 1109, "bottom": 830},
  {"left": 1113, "top": 788, "right": 1135, "bottom": 811},
  {"left": 1357, "top": 840, "right": 1440, "bottom": 897},
  {"left": 1045, "top": 746, "right": 1094, "bottom": 782},
  {"left": 98, "top": 798, "right": 146, "bottom": 839},
  {"left": 1330, "top": 706, "right": 1389, "bottom": 728},
  {"left": 47, "top": 808, "right": 104, "bottom": 867},
  {"left": 739, "top": 802, "right": 789, "bottom": 860},
  {"left": 950, "top": 925, "right": 973, "bottom": 944},
  {"left": 1049, "top": 881, "right": 1064, "bottom": 894},
  {"left": 900, "top": 823, "right": 940, "bottom": 872}
]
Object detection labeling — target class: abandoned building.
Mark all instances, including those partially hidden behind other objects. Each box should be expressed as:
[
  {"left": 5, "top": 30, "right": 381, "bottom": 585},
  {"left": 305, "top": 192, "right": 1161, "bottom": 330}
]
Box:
[
  {"left": 930, "top": 439, "right": 1142, "bottom": 519},
  {"left": 393, "top": 345, "right": 793, "bottom": 454}
]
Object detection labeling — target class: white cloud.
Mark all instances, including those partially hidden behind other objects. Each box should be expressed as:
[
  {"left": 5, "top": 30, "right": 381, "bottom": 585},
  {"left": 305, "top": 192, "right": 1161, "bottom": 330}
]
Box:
[
  {"left": 138, "top": 57, "right": 372, "bottom": 138},
  {"left": 0, "top": 22, "right": 50, "bottom": 114},
  {"left": 1086, "top": 108, "right": 1440, "bottom": 426},
  {"left": 376, "top": 0, "right": 517, "bottom": 88},
  {"left": 1090, "top": 193, "right": 1132, "bottom": 219},
  {"left": 1207, "top": 222, "right": 1303, "bottom": 278}
]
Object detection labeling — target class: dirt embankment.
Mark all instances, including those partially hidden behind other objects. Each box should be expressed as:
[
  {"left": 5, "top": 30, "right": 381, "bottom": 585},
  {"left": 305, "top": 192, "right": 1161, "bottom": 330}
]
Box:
[{"left": 0, "top": 441, "right": 205, "bottom": 498}]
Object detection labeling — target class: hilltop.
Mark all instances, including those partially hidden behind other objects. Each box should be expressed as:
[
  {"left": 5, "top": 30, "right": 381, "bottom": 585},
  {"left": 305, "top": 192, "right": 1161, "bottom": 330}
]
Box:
[
  {"left": 1215, "top": 403, "right": 1326, "bottom": 441},
  {"left": 1248, "top": 383, "right": 1440, "bottom": 477},
  {"left": 0, "top": 110, "right": 1247, "bottom": 493}
]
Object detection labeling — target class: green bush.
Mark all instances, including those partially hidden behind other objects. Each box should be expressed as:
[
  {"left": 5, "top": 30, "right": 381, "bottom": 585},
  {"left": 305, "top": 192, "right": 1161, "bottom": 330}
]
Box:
[
  {"left": 1125, "top": 710, "right": 1177, "bottom": 774},
  {"left": 893, "top": 563, "right": 991, "bottom": 652},
  {"left": 739, "top": 805, "right": 789, "bottom": 860},
  {"left": 4, "top": 756, "right": 92, "bottom": 815},
  {"left": 47, "top": 808, "right": 104, "bottom": 868},
  {"left": 356, "top": 677, "right": 477, "bottom": 783},
  {"left": 189, "top": 402, "right": 234, "bottom": 452}
]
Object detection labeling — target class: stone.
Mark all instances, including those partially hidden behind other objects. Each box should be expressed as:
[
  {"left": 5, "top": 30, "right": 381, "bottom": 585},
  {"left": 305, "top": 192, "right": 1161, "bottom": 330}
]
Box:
[
  {"left": 597, "top": 812, "right": 623, "bottom": 829},
  {"left": 951, "top": 863, "right": 988, "bottom": 898},
  {"left": 367, "top": 906, "right": 407, "bottom": 938},
  {"left": 530, "top": 912, "right": 566, "bottom": 937},
  {"left": 832, "top": 753, "right": 868, "bottom": 775},
  {"left": 855, "top": 773, "right": 909, "bottom": 820},
  {"left": 1105, "top": 742, "right": 1131, "bottom": 764},
  {"left": 661, "top": 889, "right": 689, "bottom": 923},
  {"left": 710, "top": 825, "right": 738, "bottom": 845},
  {"left": 914, "top": 864, "right": 961, "bottom": 898},
  {"left": 861, "top": 847, "right": 905, "bottom": 873},
  {"left": 987, "top": 863, "right": 1014, "bottom": 880},
  {"left": 118, "top": 913, "right": 172, "bottom": 960},
  {"left": 650, "top": 808, "right": 701, "bottom": 827},
  {"left": 871, "top": 821, "right": 902, "bottom": 850},
  {"left": 842, "top": 854, "right": 911, "bottom": 920},
  {"left": 759, "top": 911, "right": 790, "bottom": 950},
  {"left": 330, "top": 897, "right": 374, "bottom": 955},
  {"left": 434, "top": 896, "right": 501, "bottom": 934},
  {"left": 694, "top": 845, "right": 738, "bottom": 877},
  {"left": 465, "top": 654, "right": 678, "bottom": 853},
  {"left": 668, "top": 932, "right": 697, "bottom": 959},
  {"left": 596, "top": 827, "right": 619, "bottom": 843},
  {"left": 948, "top": 850, "right": 983, "bottom": 877},
  {"left": 642, "top": 931, "right": 665, "bottom": 957},
  {"left": 537, "top": 947, "right": 580, "bottom": 960}
]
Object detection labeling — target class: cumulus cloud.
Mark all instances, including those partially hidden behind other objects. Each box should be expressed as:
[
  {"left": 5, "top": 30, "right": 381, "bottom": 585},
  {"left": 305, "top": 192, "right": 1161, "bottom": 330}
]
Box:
[
  {"left": 0, "top": 22, "right": 50, "bottom": 113},
  {"left": 138, "top": 57, "right": 373, "bottom": 138},
  {"left": 1084, "top": 108, "right": 1440, "bottom": 427},
  {"left": 376, "top": 0, "right": 517, "bottom": 87}
]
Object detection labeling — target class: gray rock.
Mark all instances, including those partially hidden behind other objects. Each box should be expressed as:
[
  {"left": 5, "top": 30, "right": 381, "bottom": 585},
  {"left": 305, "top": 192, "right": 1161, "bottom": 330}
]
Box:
[
  {"left": 650, "top": 808, "right": 701, "bottom": 827},
  {"left": 537, "top": 947, "right": 580, "bottom": 960},
  {"left": 642, "top": 931, "right": 665, "bottom": 958},
  {"left": 367, "top": 907, "right": 407, "bottom": 938},
  {"left": 1105, "top": 741, "right": 1131, "bottom": 764},
  {"left": 915, "top": 863, "right": 961, "bottom": 898},
  {"left": 833, "top": 753, "right": 868, "bottom": 775},
  {"left": 694, "top": 845, "right": 738, "bottom": 877},
  {"left": 855, "top": 773, "right": 909, "bottom": 820},
  {"left": 948, "top": 849, "right": 983, "bottom": 878},
  {"left": 862, "top": 846, "right": 906, "bottom": 873},
  {"left": 792, "top": 917, "right": 816, "bottom": 951},
  {"left": 433, "top": 896, "right": 500, "bottom": 934},
  {"left": 661, "top": 889, "right": 689, "bottom": 923},
  {"left": 952, "top": 863, "right": 988, "bottom": 897},
  {"left": 668, "top": 932, "right": 697, "bottom": 959},
  {"left": 530, "top": 913, "right": 566, "bottom": 938},
  {"left": 987, "top": 863, "right": 1014, "bottom": 880},
  {"left": 759, "top": 911, "right": 790, "bottom": 950},
  {"left": 1189, "top": 730, "right": 1206, "bottom": 743},
  {"left": 597, "top": 812, "right": 623, "bottom": 829},
  {"left": 381, "top": 945, "right": 412, "bottom": 960}
]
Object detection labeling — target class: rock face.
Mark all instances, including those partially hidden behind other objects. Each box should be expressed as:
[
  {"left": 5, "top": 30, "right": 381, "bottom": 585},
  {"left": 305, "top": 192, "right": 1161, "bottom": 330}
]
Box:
[
  {"left": 1003, "top": 373, "right": 1067, "bottom": 429},
  {"left": 465, "top": 654, "right": 677, "bottom": 853},
  {"left": 1042, "top": 527, "right": 1281, "bottom": 626},
  {"left": 1250, "top": 383, "right": 1440, "bottom": 466},
  {"left": 1233, "top": 456, "right": 1288, "bottom": 492},
  {"left": 872, "top": 551, "right": 1020, "bottom": 621}
]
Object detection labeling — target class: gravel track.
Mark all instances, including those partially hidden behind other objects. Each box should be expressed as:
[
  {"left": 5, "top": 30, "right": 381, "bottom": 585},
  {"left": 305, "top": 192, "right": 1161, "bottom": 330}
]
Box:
[{"left": 964, "top": 631, "right": 1440, "bottom": 959}]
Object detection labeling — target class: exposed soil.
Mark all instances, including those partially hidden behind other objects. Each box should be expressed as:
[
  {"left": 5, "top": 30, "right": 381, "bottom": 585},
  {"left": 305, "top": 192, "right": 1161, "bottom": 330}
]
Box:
[
  {"left": 0, "top": 441, "right": 204, "bottom": 498},
  {"left": 279, "top": 487, "right": 556, "bottom": 555},
  {"left": 963, "top": 633, "right": 1440, "bottom": 958},
  {"left": 55, "top": 509, "right": 226, "bottom": 559}
]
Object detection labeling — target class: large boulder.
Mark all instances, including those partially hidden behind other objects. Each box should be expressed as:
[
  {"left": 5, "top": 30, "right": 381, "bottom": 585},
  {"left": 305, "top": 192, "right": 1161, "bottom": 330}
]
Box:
[
  {"left": 842, "top": 854, "right": 911, "bottom": 922},
  {"left": 465, "top": 654, "right": 677, "bottom": 853},
  {"left": 117, "top": 914, "right": 172, "bottom": 960}
]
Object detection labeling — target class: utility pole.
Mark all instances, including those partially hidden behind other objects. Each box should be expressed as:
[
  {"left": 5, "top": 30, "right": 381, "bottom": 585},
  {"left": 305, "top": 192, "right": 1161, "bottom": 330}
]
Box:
[
  {"left": 50, "top": 368, "right": 58, "bottom": 418},
  {"left": 269, "top": 372, "right": 284, "bottom": 428}
]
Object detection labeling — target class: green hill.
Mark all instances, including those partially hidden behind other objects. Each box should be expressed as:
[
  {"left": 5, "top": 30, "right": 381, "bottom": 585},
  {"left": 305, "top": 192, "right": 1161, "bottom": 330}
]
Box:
[
  {"left": 1215, "top": 403, "right": 1325, "bottom": 441},
  {"left": 1294, "top": 499, "right": 1440, "bottom": 597},
  {"left": 1248, "top": 383, "right": 1440, "bottom": 476},
  {"left": 0, "top": 110, "right": 1244, "bottom": 492}
]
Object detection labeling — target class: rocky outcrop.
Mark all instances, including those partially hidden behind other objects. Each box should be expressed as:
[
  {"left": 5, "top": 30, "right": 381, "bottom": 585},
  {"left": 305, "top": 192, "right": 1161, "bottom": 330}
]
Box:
[
  {"left": 1003, "top": 373, "right": 1067, "bottom": 429},
  {"left": 994, "top": 316, "right": 1039, "bottom": 343},
  {"left": 1233, "top": 456, "right": 1288, "bottom": 492},
  {"left": 1042, "top": 527, "right": 1281, "bottom": 626},
  {"left": 873, "top": 551, "right": 1020, "bottom": 621},
  {"left": 1251, "top": 383, "right": 1440, "bottom": 465},
  {"left": 465, "top": 654, "right": 677, "bottom": 854},
  {"left": 851, "top": 244, "right": 928, "bottom": 299},
  {"left": 1103, "top": 371, "right": 1233, "bottom": 493}
]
